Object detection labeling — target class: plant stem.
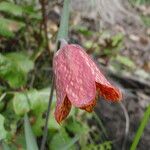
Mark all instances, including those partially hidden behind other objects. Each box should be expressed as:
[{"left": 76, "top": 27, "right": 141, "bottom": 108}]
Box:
[
  {"left": 40, "top": 74, "right": 55, "bottom": 150},
  {"left": 40, "top": 0, "right": 51, "bottom": 55},
  {"left": 40, "top": 0, "right": 70, "bottom": 149}
]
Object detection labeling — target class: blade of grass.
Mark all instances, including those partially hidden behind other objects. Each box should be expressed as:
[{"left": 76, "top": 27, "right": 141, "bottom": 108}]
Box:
[
  {"left": 93, "top": 112, "right": 108, "bottom": 138},
  {"left": 24, "top": 114, "right": 38, "bottom": 150},
  {"left": 2, "top": 142, "right": 11, "bottom": 150},
  {"left": 130, "top": 104, "right": 150, "bottom": 150}
]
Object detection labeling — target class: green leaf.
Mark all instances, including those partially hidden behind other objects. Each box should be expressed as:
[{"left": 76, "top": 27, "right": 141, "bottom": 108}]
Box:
[
  {"left": 111, "top": 33, "right": 124, "bottom": 46},
  {"left": 24, "top": 114, "right": 38, "bottom": 150},
  {"left": 13, "top": 88, "right": 58, "bottom": 135},
  {"left": 0, "top": 2, "right": 41, "bottom": 20},
  {"left": 0, "top": 114, "right": 7, "bottom": 140},
  {"left": 116, "top": 55, "right": 135, "bottom": 68},
  {"left": 6, "top": 52, "right": 34, "bottom": 74},
  {"left": 0, "top": 18, "right": 14, "bottom": 38},
  {"left": 13, "top": 88, "right": 56, "bottom": 116},
  {"left": 57, "top": 0, "right": 70, "bottom": 41},
  {"left": 75, "top": 26, "right": 93, "bottom": 36},
  {"left": 0, "top": 53, "right": 34, "bottom": 88},
  {"left": 65, "top": 118, "right": 88, "bottom": 134},
  {"left": 0, "top": 2, "right": 23, "bottom": 16},
  {"left": 130, "top": 105, "right": 150, "bottom": 150},
  {"left": 13, "top": 92, "right": 30, "bottom": 115},
  {"left": 50, "top": 128, "right": 77, "bottom": 150},
  {"left": 2, "top": 142, "right": 11, "bottom": 150},
  {"left": 0, "top": 18, "right": 25, "bottom": 38}
]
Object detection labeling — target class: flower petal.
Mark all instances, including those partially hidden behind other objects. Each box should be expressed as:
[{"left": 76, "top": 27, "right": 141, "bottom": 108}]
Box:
[
  {"left": 54, "top": 96, "right": 71, "bottom": 124},
  {"left": 59, "top": 44, "right": 96, "bottom": 108},
  {"left": 80, "top": 98, "right": 97, "bottom": 112},
  {"left": 53, "top": 47, "right": 73, "bottom": 123},
  {"left": 96, "top": 83, "right": 122, "bottom": 101},
  {"left": 73, "top": 44, "right": 122, "bottom": 101}
]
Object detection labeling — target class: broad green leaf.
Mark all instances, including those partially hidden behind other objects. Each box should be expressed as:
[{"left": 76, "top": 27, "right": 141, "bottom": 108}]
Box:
[
  {"left": 22, "top": 5, "right": 42, "bottom": 20},
  {"left": 0, "top": 2, "right": 41, "bottom": 20},
  {"left": 57, "top": 0, "right": 70, "bottom": 41},
  {"left": 13, "top": 92, "right": 30, "bottom": 115},
  {"left": 6, "top": 53, "right": 34, "bottom": 73},
  {"left": 0, "top": 53, "right": 33, "bottom": 88},
  {"left": 13, "top": 88, "right": 59, "bottom": 134},
  {"left": 0, "top": 114, "right": 7, "bottom": 140},
  {"left": 24, "top": 114, "right": 38, "bottom": 150},
  {"left": 0, "top": 2, "right": 23, "bottom": 16},
  {"left": 0, "top": 18, "right": 25, "bottom": 38},
  {"left": 13, "top": 88, "right": 56, "bottom": 116},
  {"left": 49, "top": 128, "right": 76, "bottom": 150}
]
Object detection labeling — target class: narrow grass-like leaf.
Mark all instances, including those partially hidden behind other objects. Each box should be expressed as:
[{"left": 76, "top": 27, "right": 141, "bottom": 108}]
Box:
[
  {"left": 0, "top": 114, "right": 7, "bottom": 140},
  {"left": 57, "top": 0, "right": 70, "bottom": 41},
  {"left": 130, "top": 104, "right": 150, "bottom": 150},
  {"left": 24, "top": 114, "right": 39, "bottom": 150},
  {"left": 2, "top": 142, "right": 11, "bottom": 150}
]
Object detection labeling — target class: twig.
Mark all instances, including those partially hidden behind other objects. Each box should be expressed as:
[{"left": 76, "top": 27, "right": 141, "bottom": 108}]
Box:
[
  {"left": 40, "top": 0, "right": 51, "bottom": 55},
  {"left": 40, "top": 74, "right": 55, "bottom": 150}
]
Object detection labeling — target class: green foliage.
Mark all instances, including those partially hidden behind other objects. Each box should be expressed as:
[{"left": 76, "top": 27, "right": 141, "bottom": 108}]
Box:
[
  {"left": 2, "top": 142, "right": 11, "bottom": 150},
  {"left": 0, "top": 0, "right": 141, "bottom": 149},
  {"left": 75, "top": 26, "right": 93, "bottom": 36},
  {"left": 82, "top": 141, "right": 112, "bottom": 150},
  {"left": 50, "top": 128, "right": 77, "bottom": 150},
  {"left": 24, "top": 114, "right": 39, "bottom": 150},
  {"left": 103, "top": 33, "right": 124, "bottom": 56},
  {"left": 130, "top": 105, "right": 150, "bottom": 150},
  {"left": 0, "top": 18, "right": 25, "bottom": 38},
  {"left": 0, "top": 1, "right": 41, "bottom": 19},
  {"left": 13, "top": 88, "right": 53, "bottom": 116},
  {"left": 141, "top": 16, "right": 150, "bottom": 27},
  {"left": 0, "top": 53, "right": 34, "bottom": 88},
  {"left": 116, "top": 55, "right": 135, "bottom": 69},
  {"left": 130, "top": 0, "right": 150, "bottom": 5},
  {"left": 0, "top": 2, "right": 23, "bottom": 16},
  {"left": 0, "top": 114, "right": 7, "bottom": 140}
]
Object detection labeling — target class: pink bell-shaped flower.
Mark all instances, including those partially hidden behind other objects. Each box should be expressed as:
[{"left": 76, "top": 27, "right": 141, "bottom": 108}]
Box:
[{"left": 53, "top": 44, "right": 122, "bottom": 123}]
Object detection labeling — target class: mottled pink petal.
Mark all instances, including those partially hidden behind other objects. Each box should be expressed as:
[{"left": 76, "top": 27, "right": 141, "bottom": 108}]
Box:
[
  {"left": 71, "top": 44, "right": 122, "bottom": 101},
  {"left": 53, "top": 48, "right": 72, "bottom": 123},
  {"left": 60, "top": 44, "right": 96, "bottom": 108}
]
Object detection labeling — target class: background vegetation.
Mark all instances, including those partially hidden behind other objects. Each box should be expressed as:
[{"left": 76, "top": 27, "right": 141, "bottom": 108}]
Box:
[{"left": 0, "top": 0, "right": 150, "bottom": 150}]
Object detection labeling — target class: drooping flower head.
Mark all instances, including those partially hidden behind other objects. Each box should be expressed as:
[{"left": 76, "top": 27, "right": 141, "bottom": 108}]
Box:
[{"left": 53, "top": 44, "right": 122, "bottom": 123}]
